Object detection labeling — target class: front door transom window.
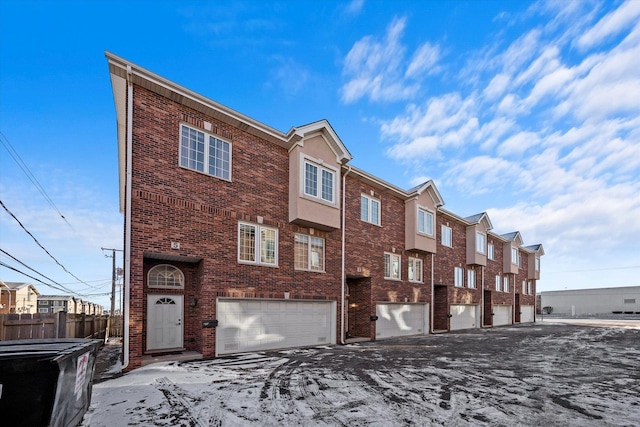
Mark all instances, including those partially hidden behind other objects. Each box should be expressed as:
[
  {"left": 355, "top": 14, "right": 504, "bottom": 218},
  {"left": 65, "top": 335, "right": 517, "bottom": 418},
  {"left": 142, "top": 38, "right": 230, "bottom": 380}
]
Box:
[{"left": 148, "top": 264, "right": 185, "bottom": 289}]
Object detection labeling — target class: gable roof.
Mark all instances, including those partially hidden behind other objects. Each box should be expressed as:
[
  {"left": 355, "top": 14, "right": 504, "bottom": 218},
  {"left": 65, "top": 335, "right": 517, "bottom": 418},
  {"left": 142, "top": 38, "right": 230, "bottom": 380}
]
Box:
[
  {"left": 500, "top": 231, "right": 524, "bottom": 246},
  {"left": 464, "top": 212, "right": 493, "bottom": 230},
  {"left": 288, "top": 120, "right": 352, "bottom": 164},
  {"left": 524, "top": 244, "right": 545, "bottom": 255}
]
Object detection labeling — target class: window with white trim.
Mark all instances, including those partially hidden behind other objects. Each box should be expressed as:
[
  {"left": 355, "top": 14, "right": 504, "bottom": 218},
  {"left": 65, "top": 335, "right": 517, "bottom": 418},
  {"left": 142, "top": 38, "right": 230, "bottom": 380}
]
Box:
[
  {"left": 180, "top": 124, "right": 231, "bottom": 180},
  {"left": 417, "top": 208, "right": 434, "bottom": 236},
  {"left": 39, "top": 308, "right": 49, "bottom": 313},
  {"left": 503, "top": 275, "right": 509, "bottom": 292},
  {"left": 38, "top": 300, "right": 48, "bottom": 306},
  {"left": 408, "top": 257, "right": 423, "bottom": 283},
  {"left": 454, "top": 266, "right": 464, "bottom": 287},
  {"left": 442, "top": 225, "right": 452, "bottom": 247},
  {"left": 384, "top": 253, "right": 401, "bottom": 280},
  {"left": 495, "top": 274, "right": 501, "bottom": 292},
  {"left": 148, "top": 264, "right": 185, "bottom": 289},
  {"left": 294, "top": 233, "right": 325, "bottom": 272},
  {"left": 488, "top": 243, "right": 495, "bottom": 260},
  {"left": 476, "top": 232, "right": 486, "bottom": 254},
  {"left": 527, "top": 281, "right": 533, "bottom": 295},
  {"left": 304, "top": 160, "right": 335, "bottom": 203},
  {"left": 535, "top": 257, "right": 540, "bottom": 272},
  {"left": 522, "top": 280, "right": 527, "bottom": 295},
  {"left": 511, "top": 247, "right": 520, "bottom": 266},
  {"left": 361, "top": 194, "right": 380, "bottom": 225},
  {"left": 238, "top": 222, "right": 278, "bottom": 266},
  {"left": 468, "top": 268, "right": 476, "bottom": 289}
]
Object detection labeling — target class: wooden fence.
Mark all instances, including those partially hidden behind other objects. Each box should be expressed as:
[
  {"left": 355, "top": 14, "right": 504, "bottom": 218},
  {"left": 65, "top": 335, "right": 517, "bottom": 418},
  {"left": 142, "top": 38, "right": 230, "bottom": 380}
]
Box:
[{"left": 0, "top": 312, "right": 108, "bottom": 341}]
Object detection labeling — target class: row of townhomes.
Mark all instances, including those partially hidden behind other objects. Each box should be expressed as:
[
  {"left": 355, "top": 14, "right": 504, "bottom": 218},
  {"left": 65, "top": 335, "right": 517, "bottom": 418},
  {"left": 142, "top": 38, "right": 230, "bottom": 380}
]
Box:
[
  {"left": 0, "top": 281, "right": 104, "bottom": 315},
  {"left": 106, "top": 52, "right": 544, "bottom": 370}
]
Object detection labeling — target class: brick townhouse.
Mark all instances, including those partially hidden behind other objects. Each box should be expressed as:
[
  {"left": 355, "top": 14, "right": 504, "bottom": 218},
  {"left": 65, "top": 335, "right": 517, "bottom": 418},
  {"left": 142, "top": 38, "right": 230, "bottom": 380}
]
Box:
[{"left": 106, "top": 52, "right": 544, "bottom": 370}]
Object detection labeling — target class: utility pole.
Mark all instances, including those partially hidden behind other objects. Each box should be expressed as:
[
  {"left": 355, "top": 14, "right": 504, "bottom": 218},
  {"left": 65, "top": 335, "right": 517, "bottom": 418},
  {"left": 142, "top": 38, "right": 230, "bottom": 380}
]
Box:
[{"left": 101, "top": 247, "right": 123, "bottom": 316}]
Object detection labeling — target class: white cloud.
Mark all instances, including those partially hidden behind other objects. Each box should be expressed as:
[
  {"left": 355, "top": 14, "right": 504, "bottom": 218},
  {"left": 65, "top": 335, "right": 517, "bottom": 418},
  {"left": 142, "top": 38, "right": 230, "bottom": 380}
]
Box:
[
  {"left": 497, "top": 131, "right": 540, "bottom": 157},
  {"left": 442, "top": 156, "right": 518, "bottom": 196},
  {"left": 343, "top": 0, "right": 365, "bottom": 16},
  {"left": 405, "top": 42, "right": 440, "bottom": 78},
  {"left": 576, "top": 0, "right": 640, "bottom": 49}
]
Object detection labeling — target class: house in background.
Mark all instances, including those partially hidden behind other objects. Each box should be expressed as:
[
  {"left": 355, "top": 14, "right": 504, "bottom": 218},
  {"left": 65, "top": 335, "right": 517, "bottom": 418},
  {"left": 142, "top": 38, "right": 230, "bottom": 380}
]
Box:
[
  {"left": 37, "top": 295, "right": 79, "bottom": 314},
  {"left": 0, "top": 282, "right": 41, "bottom": 314},
  {"left": 106, "top": 52, "right": 544, "bottom": 371}
]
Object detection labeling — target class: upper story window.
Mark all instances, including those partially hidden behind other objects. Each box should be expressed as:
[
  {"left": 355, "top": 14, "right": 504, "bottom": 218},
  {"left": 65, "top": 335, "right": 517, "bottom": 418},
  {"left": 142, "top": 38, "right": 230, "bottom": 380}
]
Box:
[
  {"left": 180, "top": 125, "right": 231, "bottom": 180},
  {"left": 304, "top": 160, "right": 335, "bottom": 203},
  {"left": 522, "top": 280, "right": 527, "bottom": 295},
  {"left": 238, "top": 222, "right": 278, "bottom": 267},
  {"left": 495, "top": 274, "right": 501, "bottom": 292},
  {"left": 294, "top": 234, "right": 325, "bottom": 272},
  {"left": 468, "top": 268, "right": 476, "bottom": 289},
  {"left": 535, "top": 257, "right": 540, "bottom": 272},
  {"left": 361, "top": 194, "right": 381, "bottom": 225},
  {"left": 408, "top": 257, "right": 423, "bottom": 283},
  {"left": 476, "top": 232, "right": 486, "bottom": 254},
  {"left": 441, "top": 225, "right": 452, "bottom": 247},
  {"left": 38, "top": 300, "right": 48, "bottom": 306},
  {"left": 454, "top": 266, "right": 464, "bottom": 287},
  {"left": 527, "top": 281, "right": 533, "bottom": 294},
  {"left": 503, "top": 275, "right": 510, "bottom": 292},
  {"left": 148, "top": 264, "right": 185, "bottom": 289},
  {"left": 384, "top": 252, "right": 401, "bottom": 280},
  {"left": 488, "top": 243, "right": 495, "bottom": 260},
  {"left": 511, "top": 247, "right": 520, "bottom": 266},
  {"left": 417, "top": 207, "right": 434, "bottom": 236}
]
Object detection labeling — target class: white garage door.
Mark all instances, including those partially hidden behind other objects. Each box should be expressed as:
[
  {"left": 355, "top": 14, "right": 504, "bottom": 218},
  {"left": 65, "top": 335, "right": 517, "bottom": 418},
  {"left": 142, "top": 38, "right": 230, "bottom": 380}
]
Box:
[
  {"left": 216, "top": 299, "right": 336, "bottom": 355},
  {"left": 450, "top": 304, "right": 479, "bottom": 331},
  {"left": 376, "top": 303, "right": 428, "bottom": 339},
  {"left": 521, "top": 305, "right": 535, "bottom": 323},
  {"left": 493, "top": 305, "right": 512, "bottom": 326}
]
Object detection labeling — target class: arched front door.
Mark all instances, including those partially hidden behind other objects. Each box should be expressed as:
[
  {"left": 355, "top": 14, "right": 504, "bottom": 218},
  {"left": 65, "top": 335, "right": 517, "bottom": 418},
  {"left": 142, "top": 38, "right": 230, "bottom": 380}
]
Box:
[{"left": 147, "top": 294, "right": 183, "bottom": 351}]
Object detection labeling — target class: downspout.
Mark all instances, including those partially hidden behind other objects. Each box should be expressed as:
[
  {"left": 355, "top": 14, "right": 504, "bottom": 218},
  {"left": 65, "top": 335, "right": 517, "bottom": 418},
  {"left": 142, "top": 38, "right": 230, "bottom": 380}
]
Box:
[
  {"left": 513, "top": 273, "right": 516, "bottom": 324},
  {"left": 340, "top": 165, "right": 352, "bottom": 345},
  {"left": 481, "top": 266, "right": 485, "bottom": 327},
  {"left": 122, "top": 64, "right": 133, "bottom": 370},
  {"left": 430, "top": 253, "right": 434, "bottom": 333}
]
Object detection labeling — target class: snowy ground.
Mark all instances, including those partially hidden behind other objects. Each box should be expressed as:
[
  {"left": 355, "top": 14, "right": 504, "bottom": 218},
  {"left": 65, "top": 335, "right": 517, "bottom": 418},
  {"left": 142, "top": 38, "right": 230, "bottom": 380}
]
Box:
[{"left": 82, "top": 321, "right": 640, "bottom": 426}]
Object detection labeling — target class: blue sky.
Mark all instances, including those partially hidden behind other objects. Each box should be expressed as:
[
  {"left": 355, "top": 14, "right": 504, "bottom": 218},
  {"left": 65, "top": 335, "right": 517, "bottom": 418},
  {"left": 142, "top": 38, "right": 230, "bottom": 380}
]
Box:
[{"left": 1, "top": 0, "right": 639, "bottom": 308}]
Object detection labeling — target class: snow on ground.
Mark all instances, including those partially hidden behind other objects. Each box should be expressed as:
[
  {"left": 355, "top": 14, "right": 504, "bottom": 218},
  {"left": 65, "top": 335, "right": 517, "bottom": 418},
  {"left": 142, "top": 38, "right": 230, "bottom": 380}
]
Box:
[{"left": 82, "top": 322, "right": 640, "bottom": 426}]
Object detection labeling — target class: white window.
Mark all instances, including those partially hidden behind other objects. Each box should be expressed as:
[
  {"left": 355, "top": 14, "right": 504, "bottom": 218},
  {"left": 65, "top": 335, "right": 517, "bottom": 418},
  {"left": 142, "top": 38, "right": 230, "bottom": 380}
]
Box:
[
  {"left": 38, "top": 300, "right": 48, "bottom": 306},
  {"left": 384, "top": 253, "right": 401, "bottom": 280},
  {"left": 488, "top": 243, "right": 495, "bottom": 260},
  {"left": 441, "top": 225, "right": 452, "bottom": 247},
  {"left": 294, "top": 234, "right": 325, "bottom": 272},
  {"left": 495, "top": 274, "right": 501, "bottom": 292},
  {"left": 304, "top": 160, "right": 335, "bottom": 203},
  {"left": 535, "top": 257, "right": 540, "bottom": 272},
  {"left": 468, "top": 268, "right": 476, "bottom": 289},
  {"left": 476, "top": 232, "right": 486, "bottom": 254},
  {"left": 527, "top": 281, "right": 533, "bottom": 295},
  {"left": 53, "top": 301, "right": 65, "bottom": 307},
  {"left": 408, "top": 257, "right": 423, "bottom": 283},
  {"left": 238, "top": 223, "right": 278, "bottom": 266},
  {"left": 417, "top": 208, "right": 434, "bottom": 236},
  {"left": 522, "top": 280, "right": 527, "bottom": 295},
  {"left": 511, "top": 247, "right": 520, "bottom": 266},
  {"left": 361, "top": 194, "right": 381, "bottom": 225},
  {"left": 38, "top": 308, "right": 49, "bottom": 313},
  {"left": 454, "top": 267, "right": 464, "bottom": 287},
  {"left": 148, "top": 264, "right": 185, "bottom": 289},
  {"left": 503, "top": 276, "right": 509, "bottom": 292},
  {"left": 180, "top": 124, "right": 231, "bottom": 180}
]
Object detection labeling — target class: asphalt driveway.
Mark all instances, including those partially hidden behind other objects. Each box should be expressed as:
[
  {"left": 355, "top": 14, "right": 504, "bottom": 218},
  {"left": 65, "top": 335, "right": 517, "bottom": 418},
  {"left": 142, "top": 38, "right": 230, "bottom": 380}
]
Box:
[{"left": 83, "top": 321, "right": 640, "bottom": 426}]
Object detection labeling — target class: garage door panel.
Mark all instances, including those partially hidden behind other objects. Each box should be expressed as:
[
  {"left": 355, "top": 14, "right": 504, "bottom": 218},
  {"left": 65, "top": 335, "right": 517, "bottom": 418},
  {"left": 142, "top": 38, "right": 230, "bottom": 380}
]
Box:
[
  {"left": 521, "top": 305, "right": 534, "bottom": 323},
  {"left": 450, "top": 305, "right": 479, "bottom": 330},
  {"left": 493, "top": 305, "right": 512, "bottom": 326},
  {"left": 376, "top": 303, "right": 428, "bottom": 339},
  {"left": 217, "top": 299, "right": 335, "bottom": 355}
]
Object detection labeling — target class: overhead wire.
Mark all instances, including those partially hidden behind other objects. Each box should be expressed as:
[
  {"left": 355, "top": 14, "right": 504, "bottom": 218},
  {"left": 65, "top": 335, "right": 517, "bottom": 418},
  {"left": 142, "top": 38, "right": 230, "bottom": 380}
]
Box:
[
  {"left": 0, "top": 130, "right": 70, "bottom": 226},
  {"left": 0, "top": 198, "right": 93, "bottom": 288}
]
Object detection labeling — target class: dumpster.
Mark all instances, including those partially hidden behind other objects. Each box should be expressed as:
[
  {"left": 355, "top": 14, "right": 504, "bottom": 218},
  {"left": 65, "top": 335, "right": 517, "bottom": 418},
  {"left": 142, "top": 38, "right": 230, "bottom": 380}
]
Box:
[{"left": 0, "top": 338, "right": 102, "bottom": 427}]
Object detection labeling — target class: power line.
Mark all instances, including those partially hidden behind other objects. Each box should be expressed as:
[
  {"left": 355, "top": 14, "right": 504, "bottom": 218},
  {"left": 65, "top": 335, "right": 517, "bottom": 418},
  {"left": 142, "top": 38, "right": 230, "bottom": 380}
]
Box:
[
  {"left": 0, "top": 198, "right": 91, "bottom": 287},
  {"left": 0, "top": 248, "right": 80, "bottom": 294},
  {"left": 0, "top": 261, "right": 86, "bottom": 296},
  {"left": 0, "top": 130, "right": 70, "bottom": 226}
]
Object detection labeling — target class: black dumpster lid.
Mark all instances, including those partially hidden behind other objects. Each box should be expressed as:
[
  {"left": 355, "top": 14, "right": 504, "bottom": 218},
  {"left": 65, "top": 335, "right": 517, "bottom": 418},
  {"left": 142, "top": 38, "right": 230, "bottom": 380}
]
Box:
[{"left": 0, "top": 339, "right": 101, "bottom": 362}]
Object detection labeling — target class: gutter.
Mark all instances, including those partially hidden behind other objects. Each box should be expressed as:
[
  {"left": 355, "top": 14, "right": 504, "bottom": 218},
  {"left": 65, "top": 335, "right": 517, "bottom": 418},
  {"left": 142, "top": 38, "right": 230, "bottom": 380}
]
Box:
[
  {"left": 122, "top": 65, "right": 133, "bottom": 370},
  {"left": 340, "top": 165, "right": 352, "bottom": 345},
  {"left": 430, "top": 253, "right": 434, "bottom": 333}
]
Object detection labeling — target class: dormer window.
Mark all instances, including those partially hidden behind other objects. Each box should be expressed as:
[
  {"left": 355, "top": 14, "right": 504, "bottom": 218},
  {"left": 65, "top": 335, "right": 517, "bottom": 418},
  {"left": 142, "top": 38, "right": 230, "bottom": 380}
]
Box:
[
  {"left": 535, "top": 257, "right": 540, "bottom": 272},
  {"left": 511, "top": 247, "right": 520, "bottom": 266},
  {"left": 417, "top": 207, "right": 434, "bottom": 236},
  {"left": 304, "top": 160, "right": 335, "bottom": 203},
  {"left": 476, "top": 232, "right": 486, "bottom": 254}
]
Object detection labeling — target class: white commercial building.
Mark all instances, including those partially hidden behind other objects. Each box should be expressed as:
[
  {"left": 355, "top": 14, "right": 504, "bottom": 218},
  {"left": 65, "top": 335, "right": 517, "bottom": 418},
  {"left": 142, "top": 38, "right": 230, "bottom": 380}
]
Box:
[{"left": 540, "top": 286, "right": 640, "bottom": 315}]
